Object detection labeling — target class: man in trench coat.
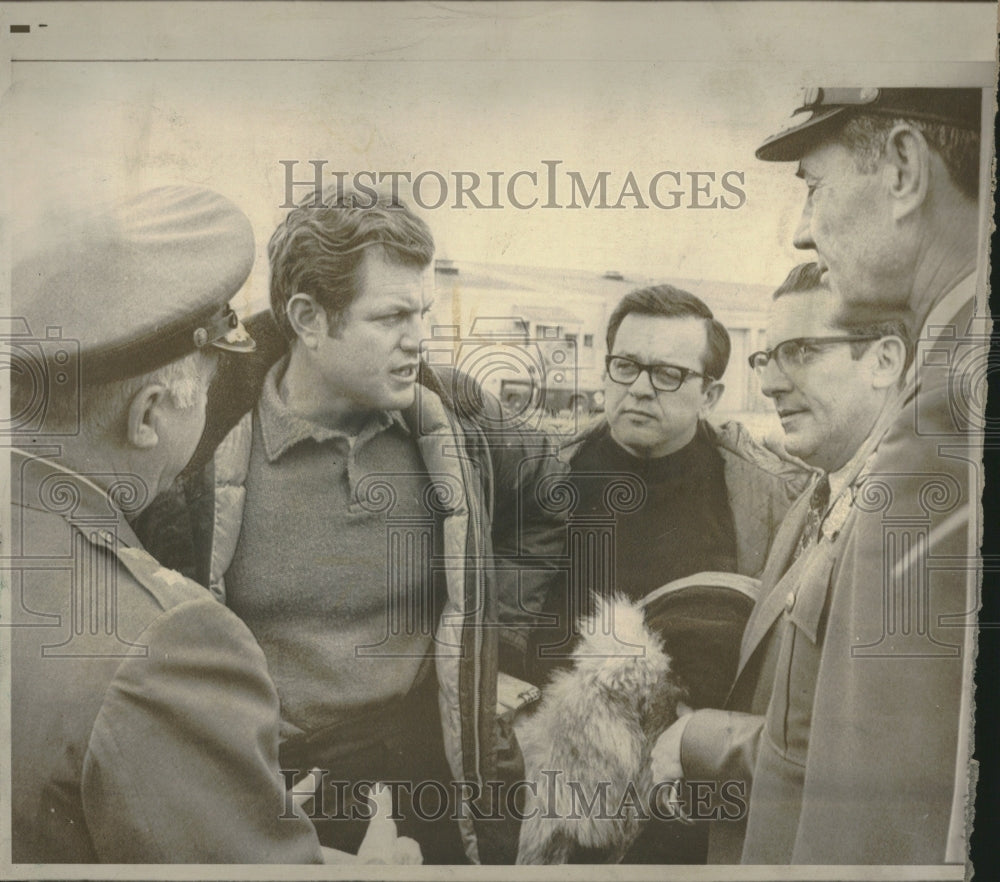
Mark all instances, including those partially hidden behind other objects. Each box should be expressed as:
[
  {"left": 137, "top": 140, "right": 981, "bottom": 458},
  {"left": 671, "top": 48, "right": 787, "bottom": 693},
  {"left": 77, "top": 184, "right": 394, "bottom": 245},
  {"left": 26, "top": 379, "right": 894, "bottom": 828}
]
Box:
[{"left": 654, "top": 87, "right": 983, "bottom": 865}]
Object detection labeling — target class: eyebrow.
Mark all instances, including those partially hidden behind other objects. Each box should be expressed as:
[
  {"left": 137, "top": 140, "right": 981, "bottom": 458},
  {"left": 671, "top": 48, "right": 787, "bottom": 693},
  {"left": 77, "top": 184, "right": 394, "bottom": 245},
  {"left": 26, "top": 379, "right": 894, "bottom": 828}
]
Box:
[
  {"left": 610, "top": 349, "right": 647, "bottom": 361},
  {"left": 611, "top": 352, "right": 696, "bottom": 369},
  {"left": 375, "top": 291, "right": 425, "bottom": 306},
  {"left": 374, "top": 296, "right": 434, "bottom": 312}
]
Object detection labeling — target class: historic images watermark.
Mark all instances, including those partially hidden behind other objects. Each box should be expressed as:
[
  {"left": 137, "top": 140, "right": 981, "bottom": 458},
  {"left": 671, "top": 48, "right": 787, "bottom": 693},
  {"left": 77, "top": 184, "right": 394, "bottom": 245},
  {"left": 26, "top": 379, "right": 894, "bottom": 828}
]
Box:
[
  {"left": 280, "top": 772, "right": 748, "bottom": 825},
  {"left": 279, "top": 160, "right": 748, "bottom": 211},
  {"left": 2, "top": 318, "right": 82, "bottom": 438}
]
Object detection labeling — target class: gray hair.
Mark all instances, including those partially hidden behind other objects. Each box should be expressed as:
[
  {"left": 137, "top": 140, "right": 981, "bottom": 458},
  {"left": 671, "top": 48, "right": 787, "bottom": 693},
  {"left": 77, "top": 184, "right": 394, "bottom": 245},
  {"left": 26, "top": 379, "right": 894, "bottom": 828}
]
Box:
[
  {"left": 835, "top": 114, "right": 979, "bottom": 201},
  {"left": 12, "top": 349, "right": 217, "bottom": 436}
]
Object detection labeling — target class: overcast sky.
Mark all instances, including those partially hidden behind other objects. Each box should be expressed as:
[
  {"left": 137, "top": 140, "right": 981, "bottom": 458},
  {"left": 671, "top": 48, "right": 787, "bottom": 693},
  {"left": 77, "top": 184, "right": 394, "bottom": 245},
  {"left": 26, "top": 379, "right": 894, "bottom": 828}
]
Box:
[{"left": 3, "top": 3, "right": 993, "bottom": 315}]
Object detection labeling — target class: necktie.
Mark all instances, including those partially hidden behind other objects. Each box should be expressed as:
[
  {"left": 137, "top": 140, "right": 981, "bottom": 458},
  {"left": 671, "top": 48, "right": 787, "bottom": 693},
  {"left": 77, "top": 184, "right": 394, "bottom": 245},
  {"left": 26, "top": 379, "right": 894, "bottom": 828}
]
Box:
[{"left": 793, "top": 474, "right": 831, "bottom": 562}]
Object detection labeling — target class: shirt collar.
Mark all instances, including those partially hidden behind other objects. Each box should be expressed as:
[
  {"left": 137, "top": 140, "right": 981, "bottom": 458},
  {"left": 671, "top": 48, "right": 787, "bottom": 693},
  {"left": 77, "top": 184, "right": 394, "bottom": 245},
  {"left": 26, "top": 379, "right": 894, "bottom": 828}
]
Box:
[
  {"left": 826, "top": 455, "right": 858, "bottom": 509},
  {"left": 257, "top": 355, "right": 408, "bottom": 463}
]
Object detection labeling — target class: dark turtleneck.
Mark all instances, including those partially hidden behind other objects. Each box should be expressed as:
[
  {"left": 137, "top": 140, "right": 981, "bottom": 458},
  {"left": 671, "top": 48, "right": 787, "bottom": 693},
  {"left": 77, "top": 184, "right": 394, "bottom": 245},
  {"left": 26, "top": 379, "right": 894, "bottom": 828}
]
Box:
[{"left": 569, "top": 421, "right": 737, "bottom": 602}]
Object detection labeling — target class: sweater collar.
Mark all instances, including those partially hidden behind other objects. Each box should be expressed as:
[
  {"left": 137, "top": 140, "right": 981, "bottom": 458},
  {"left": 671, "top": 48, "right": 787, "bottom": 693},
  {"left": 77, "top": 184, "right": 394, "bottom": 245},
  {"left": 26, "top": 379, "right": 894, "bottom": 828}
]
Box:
[{"left": 257, "top": 355, "right": 407, "bottom": 463}]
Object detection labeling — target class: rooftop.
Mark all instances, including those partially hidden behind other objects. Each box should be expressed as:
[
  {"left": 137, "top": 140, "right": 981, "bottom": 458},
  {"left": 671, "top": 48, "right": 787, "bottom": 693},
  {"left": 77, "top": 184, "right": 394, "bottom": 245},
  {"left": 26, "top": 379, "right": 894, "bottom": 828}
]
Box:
[{"left": 433, "top": 260, "right": 773, "bottom": 315}]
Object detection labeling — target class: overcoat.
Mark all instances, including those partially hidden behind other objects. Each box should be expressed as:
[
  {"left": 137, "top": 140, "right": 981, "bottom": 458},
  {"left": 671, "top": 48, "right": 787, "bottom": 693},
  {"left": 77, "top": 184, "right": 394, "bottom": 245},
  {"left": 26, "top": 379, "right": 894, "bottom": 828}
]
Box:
[
  {"left": 9, "top": 449, "right": 325, "bottom": 863},
  {"left": 681, "top": 276, "right": 978, "bottom": 863}
]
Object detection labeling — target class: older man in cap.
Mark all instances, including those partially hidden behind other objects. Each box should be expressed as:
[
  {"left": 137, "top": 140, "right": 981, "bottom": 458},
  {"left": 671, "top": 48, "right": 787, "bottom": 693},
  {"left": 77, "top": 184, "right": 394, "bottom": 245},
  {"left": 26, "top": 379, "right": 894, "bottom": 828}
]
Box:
[
  {"left": 759, "top": 86, "right": 982, "bottom": 865},
  {"left": 652, "top": 89, "right": 983, "bottom": 865},
  {"left": 6, "top": 186, "right": 417, "bottom": 864}
]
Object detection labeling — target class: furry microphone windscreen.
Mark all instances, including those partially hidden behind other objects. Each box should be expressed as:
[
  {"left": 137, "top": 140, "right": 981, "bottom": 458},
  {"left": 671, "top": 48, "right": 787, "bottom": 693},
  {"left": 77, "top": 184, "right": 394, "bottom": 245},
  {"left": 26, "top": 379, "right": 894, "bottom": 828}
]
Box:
[{"left": 514, "top": 595, "right": 686, "bottom": 864}]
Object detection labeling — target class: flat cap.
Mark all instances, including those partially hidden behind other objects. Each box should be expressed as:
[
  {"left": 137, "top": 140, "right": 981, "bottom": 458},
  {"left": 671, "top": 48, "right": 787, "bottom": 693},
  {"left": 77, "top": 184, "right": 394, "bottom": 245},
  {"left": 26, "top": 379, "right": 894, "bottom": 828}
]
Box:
[
  {"left": 757, "top": 87, "right": 981, "bottom": 162},
  {"left": 13, "top": 185, "right": 256, "bottom": 385}
]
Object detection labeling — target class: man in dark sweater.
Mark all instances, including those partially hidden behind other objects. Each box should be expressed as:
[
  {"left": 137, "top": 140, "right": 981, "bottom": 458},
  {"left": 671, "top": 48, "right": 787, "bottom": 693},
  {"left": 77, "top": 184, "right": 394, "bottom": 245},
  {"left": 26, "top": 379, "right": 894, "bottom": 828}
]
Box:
[
  {"left": 530, "top": 285, "right": 806, "bottom": 862},
  {"left": 554, "top": 284, "right": 801, "bottom": 618},
  {"left": 569, "top": 416, "right": 737, "bottom": 590},
  {"left": 534, "top": 284, "right": 805, "bottom": 688}
]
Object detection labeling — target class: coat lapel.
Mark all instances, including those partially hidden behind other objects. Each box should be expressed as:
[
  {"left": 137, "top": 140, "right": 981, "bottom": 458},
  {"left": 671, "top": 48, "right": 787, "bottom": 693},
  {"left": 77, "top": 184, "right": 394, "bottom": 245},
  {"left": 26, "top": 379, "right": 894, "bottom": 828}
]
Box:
[{"left": 734, "top": 486, "right": 813, "bottom": 672}]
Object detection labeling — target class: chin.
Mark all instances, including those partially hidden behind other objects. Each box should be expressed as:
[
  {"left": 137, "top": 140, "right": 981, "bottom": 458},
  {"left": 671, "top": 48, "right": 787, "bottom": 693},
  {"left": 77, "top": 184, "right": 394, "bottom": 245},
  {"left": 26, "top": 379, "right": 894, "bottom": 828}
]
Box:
[
  {"left": 615, "top": 431, "right": 652, "bottom": 452},
  {"left": 780, "top": 432, "right": 806, "bottom": 457},
  {"left": 784, "top": 441, "right": 817, "bottom": 465},
  {"left": 383, "top": 387, "right": 417, "bottom": 411},
  {"left": 614, "top": 421, "right": 653, "bottom": 440}
]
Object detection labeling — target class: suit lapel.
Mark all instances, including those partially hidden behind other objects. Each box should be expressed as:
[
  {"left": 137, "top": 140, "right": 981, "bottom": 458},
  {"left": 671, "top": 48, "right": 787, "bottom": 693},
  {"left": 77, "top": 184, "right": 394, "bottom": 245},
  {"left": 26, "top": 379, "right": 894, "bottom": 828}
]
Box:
[{"left": 733, "top": 487, "right": 814, "bottom": 674}]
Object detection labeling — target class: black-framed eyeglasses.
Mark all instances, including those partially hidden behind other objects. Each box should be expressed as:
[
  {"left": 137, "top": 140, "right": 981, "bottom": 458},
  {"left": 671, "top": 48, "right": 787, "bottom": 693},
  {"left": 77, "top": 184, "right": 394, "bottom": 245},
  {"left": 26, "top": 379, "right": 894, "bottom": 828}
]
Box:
[
  {"left": 605, "top": 354, "right": 712, "bottom": 392},
  {"left": 748, "top": 335, "right": 882, "bottom": 375}
]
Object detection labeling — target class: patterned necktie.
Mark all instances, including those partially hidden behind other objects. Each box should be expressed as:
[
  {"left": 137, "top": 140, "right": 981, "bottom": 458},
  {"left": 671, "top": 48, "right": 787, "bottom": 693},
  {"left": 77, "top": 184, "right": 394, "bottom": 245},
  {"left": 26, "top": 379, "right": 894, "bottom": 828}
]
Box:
[{"left": 793, "top": 474, "right": 831, "bottom": 562}]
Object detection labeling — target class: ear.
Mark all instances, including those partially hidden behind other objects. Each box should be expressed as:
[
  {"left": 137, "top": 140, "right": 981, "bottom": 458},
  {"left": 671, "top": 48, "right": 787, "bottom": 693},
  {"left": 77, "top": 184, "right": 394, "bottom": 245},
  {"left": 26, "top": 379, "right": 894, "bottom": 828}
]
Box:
[
  {"left": 883, "top": 123, "right": 931, "bottom": 222},
  {"left": 870, "top": 336, "right": 908, "bottom": 389},
  {"left": 699, "top": 381, "right": 725, "bottom": 418},
  {"left": 126, "top": 384, "right": 166, "bottom": 449},
  {"left": 286, "top": 293, "right": 330, "bottom": 348}
]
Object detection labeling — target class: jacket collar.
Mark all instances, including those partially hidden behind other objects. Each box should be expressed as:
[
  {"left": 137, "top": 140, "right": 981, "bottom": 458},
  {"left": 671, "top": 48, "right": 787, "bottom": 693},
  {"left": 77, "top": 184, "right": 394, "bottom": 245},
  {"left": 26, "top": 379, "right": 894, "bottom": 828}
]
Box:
[
  {"left": 11, "top": 447, "right": 144, "bottom": 548},
  {"left": 920, "top": 271, "right": 977, "bottom": 346}
]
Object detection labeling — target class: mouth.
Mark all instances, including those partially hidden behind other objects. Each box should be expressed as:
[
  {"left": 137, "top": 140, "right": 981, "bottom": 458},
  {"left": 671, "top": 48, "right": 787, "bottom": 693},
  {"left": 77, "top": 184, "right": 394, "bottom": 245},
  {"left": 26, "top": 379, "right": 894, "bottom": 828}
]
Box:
[
  {"left": 389, "top": 364, "right": 418, "bottom": 381},
  {"left": 777, "top": 407, "right": 808, "bottom": 424}
]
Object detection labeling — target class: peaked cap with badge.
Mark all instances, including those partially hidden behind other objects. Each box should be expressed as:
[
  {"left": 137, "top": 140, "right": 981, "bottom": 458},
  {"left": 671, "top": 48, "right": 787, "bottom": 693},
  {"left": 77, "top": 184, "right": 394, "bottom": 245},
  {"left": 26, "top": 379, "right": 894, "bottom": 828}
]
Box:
[
  {"left": 756, "top": 86, "right": 982, "bottom": 162},
  {"left": 12, "top": 185, "right": 257, "bottom": 387}
]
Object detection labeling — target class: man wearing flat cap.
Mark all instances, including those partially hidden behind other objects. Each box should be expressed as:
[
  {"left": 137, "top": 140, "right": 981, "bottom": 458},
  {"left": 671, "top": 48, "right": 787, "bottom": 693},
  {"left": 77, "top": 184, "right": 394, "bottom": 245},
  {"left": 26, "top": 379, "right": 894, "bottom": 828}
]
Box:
[
  {"left": 6, "top": 186, "right": 418, "bottom": 864},
  {"left": 655, "top": 88, "right": 984, "bottom": 864}
]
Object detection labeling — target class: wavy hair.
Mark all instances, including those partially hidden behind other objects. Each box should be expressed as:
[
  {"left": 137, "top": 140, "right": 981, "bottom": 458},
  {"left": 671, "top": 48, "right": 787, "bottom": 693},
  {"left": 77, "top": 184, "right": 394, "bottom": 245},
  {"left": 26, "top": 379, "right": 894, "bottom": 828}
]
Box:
[{"left": 268, "top": 188, "right": 434, "bottom": 339}]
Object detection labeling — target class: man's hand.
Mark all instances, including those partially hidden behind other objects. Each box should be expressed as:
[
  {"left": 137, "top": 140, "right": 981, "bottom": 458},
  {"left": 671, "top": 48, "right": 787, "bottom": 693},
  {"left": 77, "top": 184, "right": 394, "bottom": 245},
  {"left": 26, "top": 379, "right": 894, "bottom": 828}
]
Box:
[
  {"left": 651, "top": 708, "right": 695, "bottom": 783},
  {"left": 299, "top": 775, "right": 423, "bottom": 865},
  {"left": 355, "top": 783, "right": 423, "bottom": 865}
]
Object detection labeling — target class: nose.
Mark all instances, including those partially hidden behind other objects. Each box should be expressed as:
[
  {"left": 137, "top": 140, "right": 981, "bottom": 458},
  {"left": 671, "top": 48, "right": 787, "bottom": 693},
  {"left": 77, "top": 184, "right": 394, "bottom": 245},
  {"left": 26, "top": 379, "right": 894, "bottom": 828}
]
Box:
[
  {"left": 399, "top": 313, "right": 426, "bottom": 352},
  {"left": 757, "top": 358, "right": 793, "bottom": 400},
  {"left": 792, "top": 201, "right": 815, "bottom": 252},
  {"left": 627, "top": 367, "right": 657, "bottom": 398}
]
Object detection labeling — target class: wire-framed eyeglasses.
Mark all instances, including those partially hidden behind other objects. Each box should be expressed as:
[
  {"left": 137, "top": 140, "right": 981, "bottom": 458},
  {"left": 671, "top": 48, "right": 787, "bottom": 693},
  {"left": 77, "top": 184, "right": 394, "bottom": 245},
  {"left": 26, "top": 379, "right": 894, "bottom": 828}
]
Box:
[
  {"left": 605, "top": 354, "right": 712, "bottom": 392},
  {"left": 748, "top": 335, "right": 882, "bottom": 375}
]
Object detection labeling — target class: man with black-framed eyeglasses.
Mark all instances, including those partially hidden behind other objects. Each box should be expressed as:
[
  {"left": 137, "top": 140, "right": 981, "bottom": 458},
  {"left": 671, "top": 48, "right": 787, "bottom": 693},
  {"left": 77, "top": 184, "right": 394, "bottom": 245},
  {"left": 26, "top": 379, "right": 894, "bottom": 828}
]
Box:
[
  {"left": 560, "top": 284, "right": 808, "bottom": 599},
  {"left": 605, "top": 353, "right": 714, "bottom": 396},
  {"left": 523, "top": 283, "right": 808, "bottom": 862}
]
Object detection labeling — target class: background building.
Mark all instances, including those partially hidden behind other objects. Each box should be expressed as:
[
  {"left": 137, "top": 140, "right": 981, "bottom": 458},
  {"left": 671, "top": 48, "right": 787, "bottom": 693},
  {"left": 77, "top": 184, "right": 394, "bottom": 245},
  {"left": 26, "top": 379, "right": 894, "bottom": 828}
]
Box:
[{"left": 426, "top": 260, "right": 777, "bottom": 434}]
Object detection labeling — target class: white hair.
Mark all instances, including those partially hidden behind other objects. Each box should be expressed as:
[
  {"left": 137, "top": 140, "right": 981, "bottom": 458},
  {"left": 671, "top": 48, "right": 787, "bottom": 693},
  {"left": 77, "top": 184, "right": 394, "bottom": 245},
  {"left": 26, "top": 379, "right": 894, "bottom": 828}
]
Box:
[
  {"left": 83, "top": 350, "right": 217, "bottom": 434},
  {"left": 13, "top": 349, "right": 217, "bottom": 436}
]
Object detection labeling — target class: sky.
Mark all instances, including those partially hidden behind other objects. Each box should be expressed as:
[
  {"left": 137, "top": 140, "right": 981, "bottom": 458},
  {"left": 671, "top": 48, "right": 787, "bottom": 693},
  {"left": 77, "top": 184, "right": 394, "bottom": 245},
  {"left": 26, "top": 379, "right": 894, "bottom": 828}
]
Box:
[{"left": 2, "top": 2, "right": 994, "bottom": 316}]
